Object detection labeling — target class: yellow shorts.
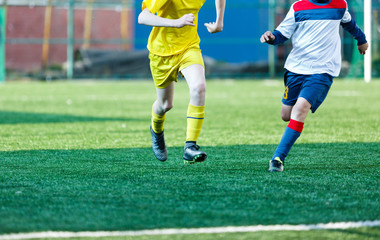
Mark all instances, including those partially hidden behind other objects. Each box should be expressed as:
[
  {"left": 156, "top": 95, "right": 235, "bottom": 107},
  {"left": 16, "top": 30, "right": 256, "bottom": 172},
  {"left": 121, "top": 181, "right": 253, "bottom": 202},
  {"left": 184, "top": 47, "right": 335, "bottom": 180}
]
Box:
[{"left": 149, "top": 47, "right": 205, "bottom": 89}]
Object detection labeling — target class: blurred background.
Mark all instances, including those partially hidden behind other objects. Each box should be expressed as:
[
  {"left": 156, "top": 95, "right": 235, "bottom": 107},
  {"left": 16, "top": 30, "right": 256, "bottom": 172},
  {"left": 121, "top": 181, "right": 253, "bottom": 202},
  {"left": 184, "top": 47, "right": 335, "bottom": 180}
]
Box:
[{"left": 0, "top": 0, "right": 379, "bottom": 81}]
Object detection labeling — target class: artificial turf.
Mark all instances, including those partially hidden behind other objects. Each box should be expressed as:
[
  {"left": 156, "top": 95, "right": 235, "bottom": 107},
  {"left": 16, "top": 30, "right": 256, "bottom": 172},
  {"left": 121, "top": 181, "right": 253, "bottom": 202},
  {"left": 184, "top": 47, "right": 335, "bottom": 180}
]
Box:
[{"left": 0, "top": 79, "right": 379, "bottom": 238}]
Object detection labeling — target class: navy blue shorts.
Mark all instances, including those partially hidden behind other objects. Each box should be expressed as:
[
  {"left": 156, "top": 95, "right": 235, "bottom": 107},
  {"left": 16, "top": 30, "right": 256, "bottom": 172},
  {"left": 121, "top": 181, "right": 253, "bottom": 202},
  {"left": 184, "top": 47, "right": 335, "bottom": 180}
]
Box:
[{"left": 282, "top": 71, "right": 333, "bottom": 113}]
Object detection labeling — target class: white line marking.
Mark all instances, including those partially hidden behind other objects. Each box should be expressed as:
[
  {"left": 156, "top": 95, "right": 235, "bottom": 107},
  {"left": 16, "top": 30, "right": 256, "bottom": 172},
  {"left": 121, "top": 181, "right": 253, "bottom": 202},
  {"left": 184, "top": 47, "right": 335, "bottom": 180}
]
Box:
[{"left": 1, "top": 220, "right": 379, "bottom": 240}]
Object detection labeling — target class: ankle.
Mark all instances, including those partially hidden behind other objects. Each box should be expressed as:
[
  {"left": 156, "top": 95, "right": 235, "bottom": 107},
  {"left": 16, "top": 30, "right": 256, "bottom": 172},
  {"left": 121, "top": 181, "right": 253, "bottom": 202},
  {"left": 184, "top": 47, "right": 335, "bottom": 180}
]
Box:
[{"left": 184, "top": 141, "right": 196, "bottom": 149}]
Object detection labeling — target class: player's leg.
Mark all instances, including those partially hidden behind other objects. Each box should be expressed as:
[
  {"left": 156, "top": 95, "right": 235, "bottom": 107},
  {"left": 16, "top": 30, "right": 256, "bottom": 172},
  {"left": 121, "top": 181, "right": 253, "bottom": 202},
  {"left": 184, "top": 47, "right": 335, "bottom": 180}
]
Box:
[
  {"left": 270, "top": 97, "right": 310, "bottom": 171},
  {"left": 149, "top": 51, "right": 179, "bottom": 162},
  {"left": 269, "top": 71, "right": 302, "bottom": 172},
  {"left": 281, "top": 104, "right": 293, "bottom": 122},
  {"left": 150, "top": 83, "right": 175, "bottom": 162},
  {"left": 290, "top": 97, "right": 311, "bottom": 122},
  {"left": 182, "top": 64, "right": 206, "bottom": 106},
  {"left": 277, "top": 96, "right": 311, "bottom": 160},
  {"left": 181, "top": 63, "right": 207, "bottom": 163},
  {"left": 152, "top": 82, "right": 175, "bottom": 133},
  {"left": 270, "top": 73, "right": 333, "bottom": 172}
]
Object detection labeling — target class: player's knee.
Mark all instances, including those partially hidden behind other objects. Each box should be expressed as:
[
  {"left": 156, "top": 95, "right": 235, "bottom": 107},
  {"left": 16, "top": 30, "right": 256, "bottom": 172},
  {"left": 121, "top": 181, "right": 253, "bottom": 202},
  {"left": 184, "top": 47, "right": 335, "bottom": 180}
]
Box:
[
  {"left": 281, "top": 113, "right": 290, "bottom": 122},
  {"left": 281, "top": 109, "right": 291, "bottom": 122},
  {"left": 291, "top": 111, "right": 308, "bottom": 122},
  {"left": 280, "top": 104, "right": 292, "bottom": 122},
  {"left": 162, "top": 103, "right": 173, "bottom": 113},
  {"left": 157, "top": 102, "right": 173, "bottom": 113},
  {"left": 291, "top": 103, "right": 310, "bottom": 121},
  {"left": 190, "top": 82, "right": 206, "bottom": 97}
]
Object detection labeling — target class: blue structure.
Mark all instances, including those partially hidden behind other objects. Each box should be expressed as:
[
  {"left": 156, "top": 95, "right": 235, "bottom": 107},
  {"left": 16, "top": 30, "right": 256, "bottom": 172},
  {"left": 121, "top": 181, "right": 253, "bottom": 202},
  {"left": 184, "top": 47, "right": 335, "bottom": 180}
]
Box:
[{"left": 134, "top": 0, "right": 269, "bottom": 63}]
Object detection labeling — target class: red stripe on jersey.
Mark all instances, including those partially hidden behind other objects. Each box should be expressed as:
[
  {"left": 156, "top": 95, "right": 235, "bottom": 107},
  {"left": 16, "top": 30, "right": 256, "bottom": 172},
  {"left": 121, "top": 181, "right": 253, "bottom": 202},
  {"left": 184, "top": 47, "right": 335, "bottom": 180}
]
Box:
[
  {"left": 293, "top": 0, "right": 347, "bottom": 12},
  {"left": 287, "top": 119, "right": 304, "bottom": 133}
]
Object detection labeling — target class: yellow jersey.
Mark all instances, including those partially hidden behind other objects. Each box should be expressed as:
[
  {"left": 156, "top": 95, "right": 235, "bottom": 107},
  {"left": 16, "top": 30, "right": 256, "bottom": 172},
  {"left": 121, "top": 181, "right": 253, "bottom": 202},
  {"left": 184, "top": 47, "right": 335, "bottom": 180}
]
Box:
[{"left": 142, "top": 0, "right": 206, "bottom": 56}]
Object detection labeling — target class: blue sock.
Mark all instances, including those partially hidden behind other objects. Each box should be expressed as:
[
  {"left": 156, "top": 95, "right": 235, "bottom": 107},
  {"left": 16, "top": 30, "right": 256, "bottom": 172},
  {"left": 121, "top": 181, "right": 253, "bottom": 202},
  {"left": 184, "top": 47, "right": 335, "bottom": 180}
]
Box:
[{"left": 273, "top": 119, "right": 304, "bottom": 161}]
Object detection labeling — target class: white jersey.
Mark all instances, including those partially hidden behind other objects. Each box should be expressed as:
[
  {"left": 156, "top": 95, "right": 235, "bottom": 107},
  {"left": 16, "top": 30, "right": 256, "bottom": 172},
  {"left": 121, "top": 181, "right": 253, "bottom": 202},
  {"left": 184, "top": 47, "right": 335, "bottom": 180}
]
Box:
[{"left": 275, "top": 0, "right": 352, "bottom": 77}]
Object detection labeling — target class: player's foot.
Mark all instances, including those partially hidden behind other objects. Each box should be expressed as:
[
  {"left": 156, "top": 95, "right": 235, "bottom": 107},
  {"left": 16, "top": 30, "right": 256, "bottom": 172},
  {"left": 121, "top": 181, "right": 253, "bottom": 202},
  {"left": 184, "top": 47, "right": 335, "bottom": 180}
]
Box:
[
  {"left": 150, "top": 126, "right": 167, "bottom": 162},
  {"left": 269, "top": 157, "right": 284, "bottom": 172},
  {"left": 183, "top": 144, "right": 207, "bottom": 164}
]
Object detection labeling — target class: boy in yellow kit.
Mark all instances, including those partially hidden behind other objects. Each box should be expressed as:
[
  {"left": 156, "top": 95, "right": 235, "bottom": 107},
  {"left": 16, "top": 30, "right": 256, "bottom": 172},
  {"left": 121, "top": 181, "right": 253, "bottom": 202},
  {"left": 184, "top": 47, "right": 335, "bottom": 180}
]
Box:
[{"left": 138, "top": 0, "right": 225, "bottom": 163}]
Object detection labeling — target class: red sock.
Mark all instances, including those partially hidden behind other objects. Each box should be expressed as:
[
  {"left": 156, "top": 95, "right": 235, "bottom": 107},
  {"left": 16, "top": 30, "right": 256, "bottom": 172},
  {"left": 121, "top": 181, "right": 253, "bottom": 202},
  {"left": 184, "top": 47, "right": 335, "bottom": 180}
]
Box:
[{"left": 287, "top": 119, "right": 304, "bottom": 133}]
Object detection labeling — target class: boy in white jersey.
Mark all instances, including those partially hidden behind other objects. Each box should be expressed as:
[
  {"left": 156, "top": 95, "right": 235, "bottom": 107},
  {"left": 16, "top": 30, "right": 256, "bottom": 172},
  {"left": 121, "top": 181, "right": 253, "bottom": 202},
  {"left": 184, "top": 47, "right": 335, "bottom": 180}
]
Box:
[
  {"left": 260, "top": 0, "right": 368, "bottom": 172},
  {"left": 138, "top": 0, "right": 225, "bottom": 163}
]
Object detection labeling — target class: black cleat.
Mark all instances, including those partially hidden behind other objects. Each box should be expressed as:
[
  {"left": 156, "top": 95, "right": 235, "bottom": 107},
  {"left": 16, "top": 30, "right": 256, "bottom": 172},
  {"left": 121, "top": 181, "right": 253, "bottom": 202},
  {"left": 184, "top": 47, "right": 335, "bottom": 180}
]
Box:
[
  {"left": 269, "top": 157, "right": 284, "bottom": 172},
  {"left": 150, "top": 126, "right": 167, "bottom": 162},
  {"left": 183, "top": 145, "right": 207, "bottom": 164}
]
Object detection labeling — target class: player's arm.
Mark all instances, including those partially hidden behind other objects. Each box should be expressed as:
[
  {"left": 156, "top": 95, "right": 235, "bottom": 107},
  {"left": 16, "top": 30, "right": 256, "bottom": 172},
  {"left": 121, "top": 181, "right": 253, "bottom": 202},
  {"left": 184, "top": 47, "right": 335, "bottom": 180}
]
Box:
[
  {"left": 260, "top": 30, "right": 288, "bottom": 45},
  {"left": 260, "top": 5, "right": 295, "bottom": 45},
  {"left": 204, "top": 0, "right": 226, "bottom": 33},
  {"left": 138, "top": 8, "right": 195, "bottom": 28},
  {"left": 340, "top": 9, "right": 368, "bottom": 55}
]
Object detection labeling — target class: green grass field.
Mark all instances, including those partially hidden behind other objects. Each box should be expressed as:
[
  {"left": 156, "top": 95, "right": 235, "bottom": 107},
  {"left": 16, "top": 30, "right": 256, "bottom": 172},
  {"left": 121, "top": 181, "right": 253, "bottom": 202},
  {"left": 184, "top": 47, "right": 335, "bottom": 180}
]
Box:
[{"left": 0, "top": 79, "right": 379, "bottom": 239}]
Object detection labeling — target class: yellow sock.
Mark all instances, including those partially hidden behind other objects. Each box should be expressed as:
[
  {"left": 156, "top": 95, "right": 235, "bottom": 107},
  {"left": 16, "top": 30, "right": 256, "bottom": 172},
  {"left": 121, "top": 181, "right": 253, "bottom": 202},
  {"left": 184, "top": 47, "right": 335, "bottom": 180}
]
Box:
[
  {"left": 186, "top": 104, "right": 205, "bottom": 142},
  {"left": 151, "top": 109, "right": 166, "bottom": 134}
]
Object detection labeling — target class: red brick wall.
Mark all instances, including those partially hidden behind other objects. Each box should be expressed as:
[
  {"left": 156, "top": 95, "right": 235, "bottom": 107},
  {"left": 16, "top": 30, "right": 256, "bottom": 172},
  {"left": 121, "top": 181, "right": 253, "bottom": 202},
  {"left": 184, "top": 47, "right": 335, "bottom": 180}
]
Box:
[{"left": 6, "top": 6, "right": 134, "bottom": 72}]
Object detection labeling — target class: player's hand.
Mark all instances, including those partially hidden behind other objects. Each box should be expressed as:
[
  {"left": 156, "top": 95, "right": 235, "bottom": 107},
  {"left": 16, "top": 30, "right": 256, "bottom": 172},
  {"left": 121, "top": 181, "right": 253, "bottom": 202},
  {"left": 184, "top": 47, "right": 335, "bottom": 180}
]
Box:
[
  {"left": 175, "top": 13, "right": 195, "bottom": 28},
  {"left": 357, "top": 42, "right": 369, "bottom": 55},
  {"left": 260, "top": 31, "right": 275, "bottom": 43},
  {"left": 204, "top": 22, "right": 223, "bottom": 33}
]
